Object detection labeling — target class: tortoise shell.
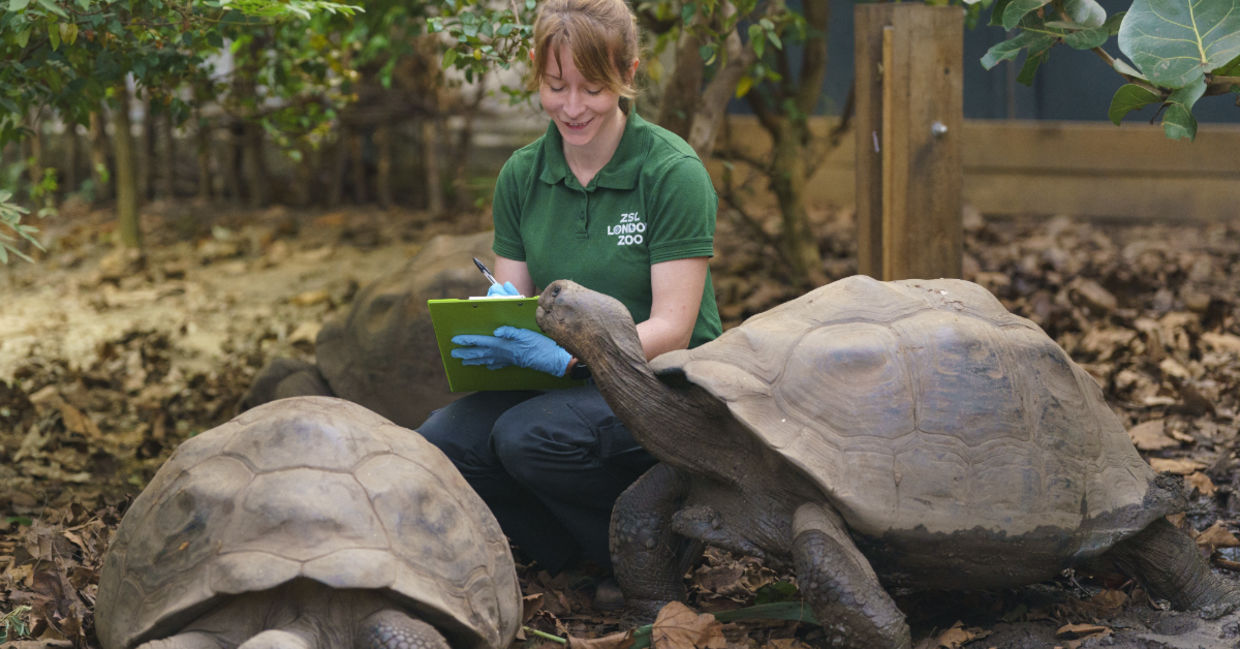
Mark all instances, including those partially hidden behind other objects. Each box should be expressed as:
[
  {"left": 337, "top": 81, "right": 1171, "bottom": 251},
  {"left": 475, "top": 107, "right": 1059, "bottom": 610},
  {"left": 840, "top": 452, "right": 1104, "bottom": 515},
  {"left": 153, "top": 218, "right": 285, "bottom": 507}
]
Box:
[
  {"left": 651, "top": 275, "right": 1164, "bottom": 545},
  {"left": 95, "top": 396, "right": 521, "bottom": 649}
]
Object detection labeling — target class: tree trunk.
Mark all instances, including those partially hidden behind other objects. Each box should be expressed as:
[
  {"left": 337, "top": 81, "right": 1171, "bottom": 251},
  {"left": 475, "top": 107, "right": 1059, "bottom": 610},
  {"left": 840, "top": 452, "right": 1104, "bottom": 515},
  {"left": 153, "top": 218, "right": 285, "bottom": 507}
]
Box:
[
  {"left": 745, "top": 0, "right": 831, "bottom": 284},
  {"left": 158, "top": 108, "right": 175, "bottom": 199},
  {"left": 137, "top": 96, "right": 153, "bottom": 201},
  {"left": 327, "top": 129, "right": 347, "bottom": 207},
  {"left": 242, "top": 121, "right": 268, "bottom": 208},
  {"left": 64, "top": 123, "right": 80, "bottom": 193},
  {"left": 422, "top": 118, "right": 443, "bottom": 214},
  {"left": 195, "top": 115, "right": 213, "bottom": 201},
  {"left": 112, "top": 83, "right": 142, "bottom": 249},
  {"left": 349, "top": 132, "right": 367, "bottom": 204},
  {"left": 89, "top": 109, "right": 111, "bottom": 202},
  {"left": 376, "top": 124, "right": 393, "bottom": 209},
  {"left": 656, "top": 12, "right": 706, "bottom": 141},
  {"left": 769, "top": 118, "right": 822, "bottom": 283},
  {"left": 224, "top": 121, "right": 244, "bottom": 205}
]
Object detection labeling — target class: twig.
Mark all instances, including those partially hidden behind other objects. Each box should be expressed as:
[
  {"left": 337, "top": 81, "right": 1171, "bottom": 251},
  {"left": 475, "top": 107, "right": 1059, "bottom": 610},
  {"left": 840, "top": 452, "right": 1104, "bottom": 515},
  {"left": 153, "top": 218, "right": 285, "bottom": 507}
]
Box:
[{"left": 523, "top": 626, "right": 568, "bottom": 644}]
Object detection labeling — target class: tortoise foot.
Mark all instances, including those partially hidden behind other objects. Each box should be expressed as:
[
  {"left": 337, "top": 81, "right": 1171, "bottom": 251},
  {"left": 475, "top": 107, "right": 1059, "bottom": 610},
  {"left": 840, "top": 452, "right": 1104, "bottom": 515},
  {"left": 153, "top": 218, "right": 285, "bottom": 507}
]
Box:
[
  {"left": 359, "top": 610, "right": 450, "bottom": 649},
  {"left": 792, "top": 503, "right": 911, "bottom": 649},
  {"left": 1109, "top": 518, "right": 1240, "bottom": 618}
]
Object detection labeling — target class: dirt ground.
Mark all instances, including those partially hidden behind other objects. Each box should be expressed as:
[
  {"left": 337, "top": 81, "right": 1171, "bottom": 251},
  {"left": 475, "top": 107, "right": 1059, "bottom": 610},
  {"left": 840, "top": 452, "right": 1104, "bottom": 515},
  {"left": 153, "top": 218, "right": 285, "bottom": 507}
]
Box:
[{"left": 2, "top": 199, "right": 1240, "bottom": 649}]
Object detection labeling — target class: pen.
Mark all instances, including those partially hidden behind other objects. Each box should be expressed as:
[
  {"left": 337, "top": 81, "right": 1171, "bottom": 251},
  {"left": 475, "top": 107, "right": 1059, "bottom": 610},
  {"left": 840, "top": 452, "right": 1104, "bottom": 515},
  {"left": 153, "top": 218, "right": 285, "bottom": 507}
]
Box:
[{"left": 473, "top": 256, "right": 501, "bottom": 289}]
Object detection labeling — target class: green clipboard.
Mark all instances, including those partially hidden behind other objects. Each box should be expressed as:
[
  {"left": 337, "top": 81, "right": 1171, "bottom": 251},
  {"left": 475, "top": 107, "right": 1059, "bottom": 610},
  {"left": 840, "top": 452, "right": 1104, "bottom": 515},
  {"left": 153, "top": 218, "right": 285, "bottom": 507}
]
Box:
[{"left": 427, "top": 297, "right": 587, "bottom": 392}]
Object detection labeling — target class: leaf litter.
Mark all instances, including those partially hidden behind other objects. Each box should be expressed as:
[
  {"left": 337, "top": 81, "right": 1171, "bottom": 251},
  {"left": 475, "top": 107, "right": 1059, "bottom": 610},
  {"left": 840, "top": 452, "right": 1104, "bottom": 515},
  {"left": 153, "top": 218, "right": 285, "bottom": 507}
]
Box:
[{"left": 3, "top": 205, "right": 1240, "bottom": 648}]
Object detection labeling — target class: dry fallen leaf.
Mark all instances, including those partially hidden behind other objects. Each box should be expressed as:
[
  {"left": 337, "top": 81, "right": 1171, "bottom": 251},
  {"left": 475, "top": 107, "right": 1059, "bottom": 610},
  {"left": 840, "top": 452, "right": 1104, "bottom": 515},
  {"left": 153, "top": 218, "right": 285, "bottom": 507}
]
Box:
[
  {"left": 1147, "top": 457, "right": 1207, "bottom": 475},
  {"left": 651, "top": 601, "right": 726, "bottom": 649},
  {"left": 932, "top": 620, "right": 990, "bottom": 648},
  {"left": 1194, "top": 521, "right": 1240, "bottom": 550},
  {"left": 568, "top": 629, "right": 636, "bottom": 649},
  {"left": 1055, "top": 622, "right": 1112, "bottom": 649},
  {"left": 1127, "top": 419, "right": 1178, "bottom": 451},
  {"left": 1185, "top": 471, "right": 1218, "bottom": 497}
]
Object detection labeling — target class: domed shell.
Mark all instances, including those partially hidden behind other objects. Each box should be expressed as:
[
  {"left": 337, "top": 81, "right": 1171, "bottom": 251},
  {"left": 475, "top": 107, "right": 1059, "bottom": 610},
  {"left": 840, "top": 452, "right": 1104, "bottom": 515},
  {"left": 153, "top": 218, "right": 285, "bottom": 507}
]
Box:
[
  {"left": 652, "top": 275, "right": 1165, "bottom": 546},
  {"left": 96, "top": 396, "right": 521, "bottom": 649}
]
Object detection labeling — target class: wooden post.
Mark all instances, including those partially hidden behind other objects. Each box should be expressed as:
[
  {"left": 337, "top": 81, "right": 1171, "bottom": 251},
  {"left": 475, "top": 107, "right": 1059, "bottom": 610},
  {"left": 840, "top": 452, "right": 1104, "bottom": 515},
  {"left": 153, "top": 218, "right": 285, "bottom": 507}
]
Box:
[{"left": 854, "top": 4, "right": 963, "bottom": 280}]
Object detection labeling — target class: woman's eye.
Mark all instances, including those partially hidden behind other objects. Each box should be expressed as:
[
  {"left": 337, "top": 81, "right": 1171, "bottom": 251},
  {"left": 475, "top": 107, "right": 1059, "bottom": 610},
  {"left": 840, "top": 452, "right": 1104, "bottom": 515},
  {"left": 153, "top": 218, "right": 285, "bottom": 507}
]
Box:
[
  {"left": 586, "top": 88, "right": 602, "bottom": 96},
  {"left": 548, "top": 85, "right": 565, "bottom": 92}
]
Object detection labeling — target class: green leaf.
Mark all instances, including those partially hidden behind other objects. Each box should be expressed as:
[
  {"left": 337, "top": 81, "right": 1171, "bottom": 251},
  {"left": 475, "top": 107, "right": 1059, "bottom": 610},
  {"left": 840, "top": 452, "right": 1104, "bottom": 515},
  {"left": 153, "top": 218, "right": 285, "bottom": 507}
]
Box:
[
  {"left": 1118, "top": 0, "right": 1240, "bottom": 88},
  {"left": 1062, "top": 25, "right": 1109, "bottom": 49},
  {"left": 749, "top": 24, "right": 765, "bottom": 58},
  {"left": 990, "top": 0, "right": 1016, "bottom": 27},
  {"left": 1002, "top": 0, "right": 1049, "bottom": 31},
  {"left": 1161, "top": 76, "right": 1206, "bottom": 139},
  {"left": 980, "top": 30, "right": 1056, "bottom": 69},
  {"left": 8, "top": 0, "right": 31, "bottom": 10},
  {"left": 1108, "top": 83, "right": 1162, "bottom": 124},
  {"left": 1016, "top": 48, "right": 1050, "bottom": 85},
  {"left": 735, "top": 74, "right": 753, "bottom": 98},
  {"left": 1113, "top": 57, "right": 1147, "bottom": 80},
  {"left": 1062, "top": 0, "right": 1106, "bottom": 28},
  {"left": 1214, "top": 52, "right": 1240, "bottom": 76}
]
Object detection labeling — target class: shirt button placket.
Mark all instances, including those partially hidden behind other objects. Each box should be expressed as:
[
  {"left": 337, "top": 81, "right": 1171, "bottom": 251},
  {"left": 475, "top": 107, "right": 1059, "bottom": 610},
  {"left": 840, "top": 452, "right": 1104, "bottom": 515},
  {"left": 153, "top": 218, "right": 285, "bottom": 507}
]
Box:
[{"left": 577, "top": 189, "right": 589, "bottom": 238}]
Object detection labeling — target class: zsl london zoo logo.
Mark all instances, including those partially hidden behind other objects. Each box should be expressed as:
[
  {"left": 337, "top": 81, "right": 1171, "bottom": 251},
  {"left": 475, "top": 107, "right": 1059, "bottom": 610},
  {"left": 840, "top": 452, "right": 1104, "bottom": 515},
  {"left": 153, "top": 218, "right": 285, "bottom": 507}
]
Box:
[{"left": 608, "top": 211, "right": 645, "bottom": 246}]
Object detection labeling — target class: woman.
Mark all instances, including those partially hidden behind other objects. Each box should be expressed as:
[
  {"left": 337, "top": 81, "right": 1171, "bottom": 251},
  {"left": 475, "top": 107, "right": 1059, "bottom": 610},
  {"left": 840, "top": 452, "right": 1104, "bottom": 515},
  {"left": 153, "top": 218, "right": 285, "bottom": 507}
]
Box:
[{"left": 418, "top": 0, "right": 721, "bottom": 585}]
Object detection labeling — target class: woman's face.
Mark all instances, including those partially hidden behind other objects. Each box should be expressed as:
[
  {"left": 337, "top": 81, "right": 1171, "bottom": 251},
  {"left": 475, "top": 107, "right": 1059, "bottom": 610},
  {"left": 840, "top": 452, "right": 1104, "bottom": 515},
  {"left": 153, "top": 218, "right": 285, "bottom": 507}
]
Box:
[{"left": 539, "top": 44, "right": 625, "bottom": 151}]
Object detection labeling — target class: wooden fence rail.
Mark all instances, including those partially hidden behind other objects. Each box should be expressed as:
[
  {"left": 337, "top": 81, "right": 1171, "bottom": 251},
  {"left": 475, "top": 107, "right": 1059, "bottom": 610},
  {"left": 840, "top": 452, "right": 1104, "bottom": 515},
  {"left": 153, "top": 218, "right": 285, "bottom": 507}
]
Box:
[{"left": 713, "top": 117, "right": 1240, "bottom": 223}]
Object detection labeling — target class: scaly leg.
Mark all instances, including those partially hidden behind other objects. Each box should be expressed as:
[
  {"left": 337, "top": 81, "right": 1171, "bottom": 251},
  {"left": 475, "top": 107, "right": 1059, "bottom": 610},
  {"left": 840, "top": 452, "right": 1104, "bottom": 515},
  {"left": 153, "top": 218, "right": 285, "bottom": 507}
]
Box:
[
  {"left": 792, "top": 502, "right": 911, "bottom": 649},
  {"left": 609, "top": 463, "right": 694, "bottom": 621},
  {"left": 1106, "top": 517, "right": 1240, "bottom": 619},
  {"left": 358, "top": 610, "right": 449, "bottom": 649}
]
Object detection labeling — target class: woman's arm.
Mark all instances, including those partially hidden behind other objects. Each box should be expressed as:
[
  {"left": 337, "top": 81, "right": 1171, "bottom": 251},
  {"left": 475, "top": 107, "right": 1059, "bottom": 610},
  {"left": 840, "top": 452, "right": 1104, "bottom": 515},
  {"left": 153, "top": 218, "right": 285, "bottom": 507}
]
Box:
[
  {"left": 635, "top": 256, "right": 708, "bottom": 360},
  {"left": 494, "top": 256, "right": 537, "bottom": 297}
]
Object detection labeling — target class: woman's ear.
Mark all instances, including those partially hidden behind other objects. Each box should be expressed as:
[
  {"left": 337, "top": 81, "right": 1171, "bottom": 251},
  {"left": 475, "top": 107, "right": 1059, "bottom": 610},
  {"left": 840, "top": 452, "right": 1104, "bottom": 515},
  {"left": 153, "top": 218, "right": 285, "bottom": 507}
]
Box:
[{"left": 628, "top": 58, "right": 639, "bottom": 82}]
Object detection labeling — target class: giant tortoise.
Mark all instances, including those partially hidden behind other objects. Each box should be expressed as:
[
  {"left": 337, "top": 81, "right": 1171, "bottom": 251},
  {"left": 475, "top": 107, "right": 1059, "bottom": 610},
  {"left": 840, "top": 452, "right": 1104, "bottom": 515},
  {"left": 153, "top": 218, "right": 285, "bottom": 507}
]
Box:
[
  {"left": 241, "top": 231, "right": 494, "bottom": 427},
  {"left": 534, "top": 275, "right": 1239, "bottom": 649},
  {"left": 95, "top": 396, "right": 521, "bottom": 649}
]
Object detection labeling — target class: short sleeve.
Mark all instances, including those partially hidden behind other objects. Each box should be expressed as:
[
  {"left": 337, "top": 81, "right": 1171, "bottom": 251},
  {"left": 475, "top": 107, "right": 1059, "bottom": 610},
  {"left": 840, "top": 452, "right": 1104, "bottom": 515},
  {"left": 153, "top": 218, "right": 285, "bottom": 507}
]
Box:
[
  {"left": 491, "top": 156, "right": 527, "bottom": 262},
  {"left": 646, "top": 156, "right": 717, "bottom": 265}
]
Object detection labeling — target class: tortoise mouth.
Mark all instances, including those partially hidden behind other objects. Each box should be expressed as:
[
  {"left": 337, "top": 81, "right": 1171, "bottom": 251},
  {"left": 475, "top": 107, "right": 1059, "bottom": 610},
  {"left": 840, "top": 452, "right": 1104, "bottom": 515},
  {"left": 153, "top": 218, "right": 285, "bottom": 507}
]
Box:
[{"left": 535, "top": 281, "right": 565, "bottom": 335}]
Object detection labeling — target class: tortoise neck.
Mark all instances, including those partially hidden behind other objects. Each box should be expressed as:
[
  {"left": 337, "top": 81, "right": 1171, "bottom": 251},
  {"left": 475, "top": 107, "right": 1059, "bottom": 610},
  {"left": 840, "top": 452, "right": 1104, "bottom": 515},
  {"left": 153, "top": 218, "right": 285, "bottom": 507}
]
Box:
[{"left": 586, "top": 337, "right": 723, "bottom": 470}]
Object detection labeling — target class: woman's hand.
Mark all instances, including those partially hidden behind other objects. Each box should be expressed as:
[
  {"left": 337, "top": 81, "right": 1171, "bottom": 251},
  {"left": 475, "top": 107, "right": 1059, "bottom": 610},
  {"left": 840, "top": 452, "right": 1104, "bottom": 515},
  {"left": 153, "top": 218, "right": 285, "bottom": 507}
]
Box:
[{"left": 451, "top": 326, "right": 573, "bottom": 377}]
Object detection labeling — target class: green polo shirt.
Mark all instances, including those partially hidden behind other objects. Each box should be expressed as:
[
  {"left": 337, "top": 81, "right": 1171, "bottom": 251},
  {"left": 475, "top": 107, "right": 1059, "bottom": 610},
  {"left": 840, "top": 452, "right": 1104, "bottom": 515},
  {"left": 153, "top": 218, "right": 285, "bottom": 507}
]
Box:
[{"left": 492, "top": 111, "right": 722, "bottom": 348}]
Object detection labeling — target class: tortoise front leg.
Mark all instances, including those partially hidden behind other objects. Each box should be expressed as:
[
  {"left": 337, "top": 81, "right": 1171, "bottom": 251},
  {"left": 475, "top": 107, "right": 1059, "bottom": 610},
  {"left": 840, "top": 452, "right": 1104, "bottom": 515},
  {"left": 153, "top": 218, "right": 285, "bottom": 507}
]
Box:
[
  {"left": 1106, "top": 517, "right": 1240, "bottom": 618},
  {"left": 792, "top": 502, "right": 911, "bottom": 649},
  {"left": 610, "top": 463, "right": 694, "bottom": 621},
  {"left": 358, "top": 610, "right": 449, "bottom": 649}
]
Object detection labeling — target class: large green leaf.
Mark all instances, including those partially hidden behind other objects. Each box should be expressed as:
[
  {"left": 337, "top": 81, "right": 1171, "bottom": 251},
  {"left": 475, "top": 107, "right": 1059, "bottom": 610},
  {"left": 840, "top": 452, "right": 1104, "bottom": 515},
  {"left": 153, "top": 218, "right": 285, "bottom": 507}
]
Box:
[
  {"left": 1161, "top": 76, "right": 1207, "bottom": 139},
  {"left": 1118, "top": 0, "right": 1240, "bottom": 88},
  {"left": 980, "top": 29, "right": 1057, "bottom": 69},
  {"left": 1108, "top": 83, "right": 1162, "bottom": 124},
  {"left": 1002, "top": 0, "right": 1050, "bottom": 30},
  {"left": 1063, "top": 0, "right": 1106, "bottom": 28}
]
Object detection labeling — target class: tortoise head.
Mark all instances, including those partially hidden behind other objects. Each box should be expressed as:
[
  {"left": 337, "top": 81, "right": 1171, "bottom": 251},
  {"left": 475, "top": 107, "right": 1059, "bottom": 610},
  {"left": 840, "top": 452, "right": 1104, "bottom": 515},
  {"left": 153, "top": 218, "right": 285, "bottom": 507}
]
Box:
[{"left": 537, "top": 280, "right": 641, "bottom": 366}]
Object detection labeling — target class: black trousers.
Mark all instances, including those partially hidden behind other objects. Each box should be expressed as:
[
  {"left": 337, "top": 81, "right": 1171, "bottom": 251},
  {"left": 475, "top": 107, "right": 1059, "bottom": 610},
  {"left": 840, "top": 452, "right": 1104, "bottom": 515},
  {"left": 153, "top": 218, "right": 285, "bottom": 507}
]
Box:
[{"left": 417, "top": 385, "right": 655, "bottom": 574}]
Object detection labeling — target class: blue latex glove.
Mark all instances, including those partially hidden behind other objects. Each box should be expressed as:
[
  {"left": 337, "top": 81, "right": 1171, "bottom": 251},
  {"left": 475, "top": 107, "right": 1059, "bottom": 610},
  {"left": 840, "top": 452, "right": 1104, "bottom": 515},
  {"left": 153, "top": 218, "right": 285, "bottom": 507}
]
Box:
[
  {"left": 451, "top": 326, "right": 572, "bottom": 376},
  {"left": 487, "top": 281, "right": 521, "bottom": 297}
]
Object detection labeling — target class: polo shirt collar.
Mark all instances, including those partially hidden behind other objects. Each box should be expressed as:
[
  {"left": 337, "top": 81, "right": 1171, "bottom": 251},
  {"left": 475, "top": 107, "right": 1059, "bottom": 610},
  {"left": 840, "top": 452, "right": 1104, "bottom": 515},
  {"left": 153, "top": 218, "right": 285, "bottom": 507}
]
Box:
[{"left": 538, "top": 111, "right": 648, "bottom": 191}]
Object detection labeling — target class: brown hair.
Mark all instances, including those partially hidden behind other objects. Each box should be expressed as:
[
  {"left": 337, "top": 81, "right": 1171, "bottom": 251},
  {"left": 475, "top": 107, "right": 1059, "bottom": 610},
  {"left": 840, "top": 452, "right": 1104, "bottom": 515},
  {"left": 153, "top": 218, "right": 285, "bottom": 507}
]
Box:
[{"left": 528, "top": 0, "right": 639, "bottom": 99}]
